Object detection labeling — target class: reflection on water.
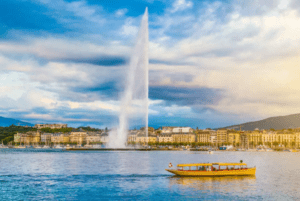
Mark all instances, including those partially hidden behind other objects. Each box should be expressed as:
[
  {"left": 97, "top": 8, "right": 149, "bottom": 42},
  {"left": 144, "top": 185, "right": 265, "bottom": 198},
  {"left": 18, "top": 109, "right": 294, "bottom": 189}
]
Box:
[
  {"left": 170, "top": 175, "right": 256, "bottom": 186},
  {"left": 170, "top": 176, "right": 256, "bottom": 192}
]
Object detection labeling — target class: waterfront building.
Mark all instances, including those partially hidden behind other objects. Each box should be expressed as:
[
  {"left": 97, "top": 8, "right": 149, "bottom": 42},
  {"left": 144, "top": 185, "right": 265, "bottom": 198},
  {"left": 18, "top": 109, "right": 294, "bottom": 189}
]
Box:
[
  {"left": 196, "top": 130, "right": 211, "bottom": 144},
  {"left": 275, "top": 132, "right": 295, "bottom": 148},
  {"left": 86, "top": 134, "right": 101, "bottom": 144},
  {"left": 247, "top": 131, "right": 262, "bottom": 148},
  {"left": 34, "top": 124, "right": 68, "bottom": 129},
  {"left": 172, "top": 127, "right": 193, "bottom": 134},
  {"left": 127, "top": 130, "right": 140, "bottom": 143},
  {"left": 31, "top": 131, "right": 41, "bottom": 144},
  {"left": 217, "top": 129, "right": 228, "bottom": 144},
  {"left": 161, "top": 127, "right": 174, "bottom": 134},
  {"left": 61, "top": 134, "right": 70, "bottom": 144},
  {"left": 69, "top": 132, "right": 87, "bottom": 144},
  {"left": 261, "top": 132, "right": 276, "bottom": 147},
  {"left": 41, "top": 133, "right": 52, "bottom": 144},
  {"left": 210, "top": 131, "right": 217, "bottom": 145},
  {"left": 20, "top": 133, "right": 29, "bottom": 144},
  {"left": 18, "top": 131, "right": 41, "bottom": 145},
  {"left": 158, "top": 134, "right": 173, "bottom": 143},
  {"left": 100, "top": 133, "right": 109, "bottom": 144},
  {"left": 172, "top": 134, "right": 196, "bottom": 143},
  {"left": 14, "top": 133, "right": 21, "bottom": 143},
  {"left": 136, "top": 135, "right": 157, "bottom": 144},
  {"left": 227, "top": 132, "right": 240, "bottom": 147},
  {"left": 240, "top": 132, "right": 249, "bottom": 149},
  {"left": 51, "top": 133, "right": 65, "bottom": 144},
  {"left": 294, "top": 133, "right": 300, "bottom": 148},
  {"left": 127, "top": 133, "right": 137, "bottom": 143}
]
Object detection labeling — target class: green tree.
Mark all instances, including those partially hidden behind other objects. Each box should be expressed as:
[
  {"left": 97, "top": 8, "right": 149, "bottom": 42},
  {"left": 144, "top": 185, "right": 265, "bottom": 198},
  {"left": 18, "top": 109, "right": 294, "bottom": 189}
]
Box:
[
  {"left": 0, "top": 126, "right": 37, "bottom": 144},
  {"left": 40, "top": 127, "right": 72, "bottom": 133}
]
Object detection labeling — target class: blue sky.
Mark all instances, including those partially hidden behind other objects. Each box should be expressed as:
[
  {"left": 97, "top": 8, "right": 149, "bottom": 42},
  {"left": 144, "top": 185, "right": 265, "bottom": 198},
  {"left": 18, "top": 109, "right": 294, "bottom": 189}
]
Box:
[{"left": 1, "top": 0, "right": 300, "bottom": 129}]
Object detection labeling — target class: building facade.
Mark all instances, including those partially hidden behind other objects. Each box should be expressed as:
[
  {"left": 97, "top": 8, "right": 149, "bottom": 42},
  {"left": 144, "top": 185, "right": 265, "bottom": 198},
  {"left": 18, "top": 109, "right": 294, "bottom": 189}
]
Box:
[
  {"left": 34, "top": 124, "right": 68, "bottom": 129},
  {"left": 217, "top": 129, "right": 228, "bottom": 144},
  {"left": 69, "top": 132, "right": 87, "bottom": 144},
  {"left": 158, "top": 134, "right": 173, "bottom": 143},
  {"left": 172, "top": 134, "right": 196, "bottom": 143},
  {"left": 196, "top": 130, "right": 211, "bottom": 144}
]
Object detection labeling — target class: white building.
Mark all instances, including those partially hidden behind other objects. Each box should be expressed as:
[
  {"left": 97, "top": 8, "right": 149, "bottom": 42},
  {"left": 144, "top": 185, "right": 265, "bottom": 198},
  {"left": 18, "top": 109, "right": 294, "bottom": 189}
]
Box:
[{"left": 172, "top": 127, "right": 193, "bottom": 134}]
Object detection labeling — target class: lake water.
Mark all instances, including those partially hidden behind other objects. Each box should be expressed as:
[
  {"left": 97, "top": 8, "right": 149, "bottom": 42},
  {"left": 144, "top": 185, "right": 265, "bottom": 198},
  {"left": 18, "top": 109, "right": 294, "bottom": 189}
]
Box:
[{"left": 1, "top": 149, "right": 300, "bottom": 200}]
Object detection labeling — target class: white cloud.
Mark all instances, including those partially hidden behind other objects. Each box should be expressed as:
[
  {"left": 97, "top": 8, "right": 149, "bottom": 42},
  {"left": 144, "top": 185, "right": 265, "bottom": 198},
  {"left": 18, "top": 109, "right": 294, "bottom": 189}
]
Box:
[
  {"left": 38, "top": 0, "right": 105, "bottom": 25},
  {"left": 2, "top": 0, "right": 300, "bottom": 127},
  {"left": 0, "top": 37, "right": 130, "bottom": 60},
  {"left": 115, "top": 8, "right": 128, "bottom": 17},
  {"left": 145, "top": 1, "right": 300, "bottom": 120},
  {"left": 120, "top": 18, "right": 139, "bottom": 37},
  {"left": 170, "top": 0, "right": 193, "bottom": 13}
]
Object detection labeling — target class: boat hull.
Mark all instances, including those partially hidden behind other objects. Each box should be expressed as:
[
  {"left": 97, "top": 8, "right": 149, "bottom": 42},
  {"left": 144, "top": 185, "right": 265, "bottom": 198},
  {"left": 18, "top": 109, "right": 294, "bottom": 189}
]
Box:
[{"left": 166, "top": 168, "right": 256, "bottom": 177}]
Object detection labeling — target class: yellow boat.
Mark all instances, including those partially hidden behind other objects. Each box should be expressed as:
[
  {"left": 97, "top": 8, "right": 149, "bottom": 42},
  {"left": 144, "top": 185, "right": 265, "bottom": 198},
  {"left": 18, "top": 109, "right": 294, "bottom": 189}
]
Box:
[{"left": 166, "top": 162, "right": 256, "bottom": 177}]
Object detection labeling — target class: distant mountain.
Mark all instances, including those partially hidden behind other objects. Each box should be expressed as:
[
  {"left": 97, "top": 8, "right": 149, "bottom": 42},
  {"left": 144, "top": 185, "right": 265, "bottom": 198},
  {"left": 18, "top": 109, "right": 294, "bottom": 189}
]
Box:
[
  {"left": 220, "top": 113, "right": 300, "bottom": 131},
  {"left": 0, "top": 116, "right": 33, "bottom": 127}
]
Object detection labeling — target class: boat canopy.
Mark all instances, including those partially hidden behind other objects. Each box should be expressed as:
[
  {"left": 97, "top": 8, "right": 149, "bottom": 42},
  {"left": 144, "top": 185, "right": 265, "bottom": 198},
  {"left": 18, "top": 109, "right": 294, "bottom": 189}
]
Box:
[
  {"left": 177, "top": 163, "right": 247, "bottom": 167},
  {"left": 212, "top": 163, "right": 247, "bottom": 166},
  {"left": 177, "top": 163, "right": 213, "bottom": 167}
]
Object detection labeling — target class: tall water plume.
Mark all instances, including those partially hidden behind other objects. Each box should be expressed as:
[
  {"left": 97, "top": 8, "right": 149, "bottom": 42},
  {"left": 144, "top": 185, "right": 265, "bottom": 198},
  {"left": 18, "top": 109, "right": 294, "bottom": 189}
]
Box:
[{"left": 108, "top": 8, "right": 149, "bottom": 148}]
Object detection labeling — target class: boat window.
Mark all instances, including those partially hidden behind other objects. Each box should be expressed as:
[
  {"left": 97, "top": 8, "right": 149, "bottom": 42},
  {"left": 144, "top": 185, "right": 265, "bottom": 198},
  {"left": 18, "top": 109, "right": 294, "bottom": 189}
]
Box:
[
  {"left": 190, "top": 166, "right": 197, "bottom": 171},
  {"left": 183, "top": 167, "right": 190, "bottom": 171},
  {"left": 212, "top": 165, "right": 219, "bottom": 169}
]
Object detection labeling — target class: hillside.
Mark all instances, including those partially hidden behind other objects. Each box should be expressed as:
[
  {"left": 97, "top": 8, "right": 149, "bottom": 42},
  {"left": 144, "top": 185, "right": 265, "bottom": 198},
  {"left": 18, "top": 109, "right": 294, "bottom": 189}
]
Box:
[
  {"left": 0, "top": 116, "right": 33, "bottom": 127},
  {"left": 221, "top": 113, "right": 300, "bottom": 131}
]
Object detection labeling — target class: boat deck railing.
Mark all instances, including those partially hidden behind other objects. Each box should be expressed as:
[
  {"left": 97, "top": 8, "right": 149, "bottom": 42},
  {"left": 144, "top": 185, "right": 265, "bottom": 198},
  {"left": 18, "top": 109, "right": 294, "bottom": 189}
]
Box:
[{"left": 177, "top": 168, "right": 252, "bottom": 171}]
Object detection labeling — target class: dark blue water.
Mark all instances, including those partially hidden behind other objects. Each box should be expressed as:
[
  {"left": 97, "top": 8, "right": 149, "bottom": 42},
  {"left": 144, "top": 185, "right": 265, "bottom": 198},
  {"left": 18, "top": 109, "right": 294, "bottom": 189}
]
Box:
[{"left": 1, "top": 149, "right": 300, "bottom": 200}]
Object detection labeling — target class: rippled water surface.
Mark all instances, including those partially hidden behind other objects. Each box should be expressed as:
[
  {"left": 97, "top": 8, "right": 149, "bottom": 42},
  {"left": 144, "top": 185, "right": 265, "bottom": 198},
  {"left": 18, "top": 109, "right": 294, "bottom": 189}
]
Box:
[{"left": 1, "top": 149, "right": 300, "bottom": 200}]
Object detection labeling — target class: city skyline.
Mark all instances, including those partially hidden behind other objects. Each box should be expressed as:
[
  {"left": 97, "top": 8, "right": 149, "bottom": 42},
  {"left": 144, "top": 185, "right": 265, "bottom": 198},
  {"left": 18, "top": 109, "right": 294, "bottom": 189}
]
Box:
[{"left": 1, "top": 0, "right": 300, "bottom": 129}]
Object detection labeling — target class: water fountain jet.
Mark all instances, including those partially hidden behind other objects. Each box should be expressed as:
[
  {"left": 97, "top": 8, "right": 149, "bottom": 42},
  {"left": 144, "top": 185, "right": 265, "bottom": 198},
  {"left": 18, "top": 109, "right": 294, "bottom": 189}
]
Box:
[{"left": 108, "top": 8, "right": 149, "bottom": 148}]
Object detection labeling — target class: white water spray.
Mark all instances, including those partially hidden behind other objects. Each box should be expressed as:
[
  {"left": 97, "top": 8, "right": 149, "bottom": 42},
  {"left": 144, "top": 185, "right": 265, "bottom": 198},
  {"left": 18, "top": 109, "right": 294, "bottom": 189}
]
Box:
[{"left": 108, "top": 8, "right": 149, "bottom": 148}]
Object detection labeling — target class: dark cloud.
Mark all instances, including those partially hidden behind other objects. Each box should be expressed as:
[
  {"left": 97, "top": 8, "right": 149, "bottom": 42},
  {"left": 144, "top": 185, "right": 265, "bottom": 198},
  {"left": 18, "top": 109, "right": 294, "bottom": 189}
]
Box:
[
  {"left": 59, "top": 56, "right": 128, "bottom": 66},
  {"left": 149, "top": 86, "right": 223, "bottom": 106},
  {"left": 149, "top": 71, "right": 195, "bottom": 86},
  {"left": 72, "top": 81, "right": 123, "bottom": 100},
  {"left": 192, "top": 106, "right": 220, "bottom": 114}
]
